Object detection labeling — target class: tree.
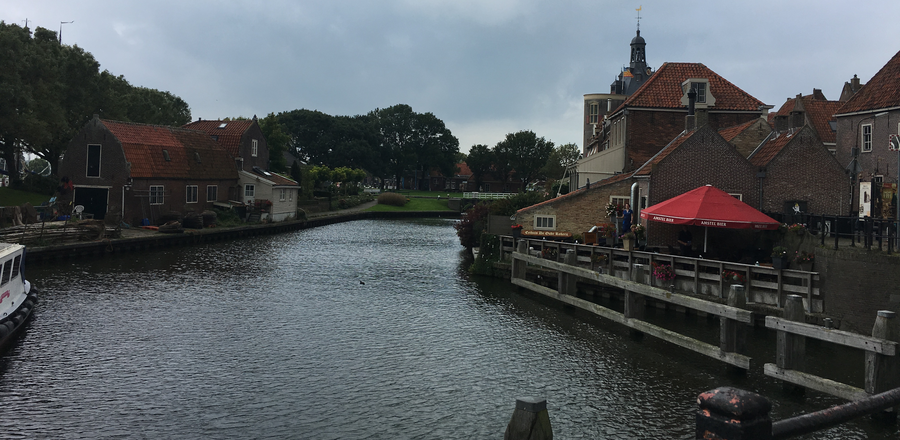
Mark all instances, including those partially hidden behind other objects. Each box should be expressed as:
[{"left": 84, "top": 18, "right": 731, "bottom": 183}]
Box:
[
  {"left": 466, "top": 144, "right": 494, "bottom": 191},
  {"left": 259, "top": 113, "right": 290, "bottom": 173},
  {"left": 540, "top": 142, "right": 580, "bottom": 194},
  {"left": 493, "top": 130, "right": 554, "bottom": 190},
  {"left": 0, "top": 22, "right": 193, "bottom": 184}
]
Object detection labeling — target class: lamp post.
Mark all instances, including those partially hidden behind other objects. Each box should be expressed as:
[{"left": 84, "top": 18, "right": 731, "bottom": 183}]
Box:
[{"left": 59, "top": 21, "right": 73, "bottom": 44}]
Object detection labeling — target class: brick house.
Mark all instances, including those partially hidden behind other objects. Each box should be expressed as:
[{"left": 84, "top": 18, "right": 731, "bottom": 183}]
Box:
[
  {"left": 748, "top": 123, "right": 849, "bottom": 218},
  {"left": 718, "top": 118, "right": 772, "bottom": 159},
  {"left": 834, "top": 49, "right": 900, "bottom": 219},
  {"left": 57, "top": 116, "right": 238, "bottom": 225},
  {"left": 185, "top": 118, "right": 300, "bottom": 221},
  {"left": 771, "top": 90, "right": 842, "bottom": 154},
  {"left": 518, "top": 122, "right": 767, "bottom": 261},
  {"left": 572, "top": 62, "right": 768, "bottom": 189}
]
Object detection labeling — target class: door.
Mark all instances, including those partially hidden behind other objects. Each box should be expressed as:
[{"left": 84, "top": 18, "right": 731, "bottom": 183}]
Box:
[{"left": 73, "top": 187, "right": 109, "bottom": 220}]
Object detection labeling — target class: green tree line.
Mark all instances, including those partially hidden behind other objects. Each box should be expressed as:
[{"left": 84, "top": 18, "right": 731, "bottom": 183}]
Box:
[{"left": 0, "top": 22, "right": 191, "bottom": 186}]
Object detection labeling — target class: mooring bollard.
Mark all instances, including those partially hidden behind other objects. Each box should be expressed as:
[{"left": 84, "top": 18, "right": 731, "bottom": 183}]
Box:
[
  {"left": 696, "top": 387, "right": 772, "bottom": 440},
  {"left": 504, "top": 397, "right": 552, "bottom": 440},
  {"left": 720, "top": 285, "right": 747, "bottom": 356}
]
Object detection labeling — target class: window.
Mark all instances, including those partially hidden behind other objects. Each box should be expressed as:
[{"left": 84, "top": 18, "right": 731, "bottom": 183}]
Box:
[
  {"left": 289, "top": 190, "right": 293, "bottom": 202},
  {"left": 279, "top": 188, "right": 286, "bottom": 202},
  {"left": 186, "top": 185, "right": 198, "bottom": 203},
  {"left": 534, "top": 215, "right": 556, "bottom": 230},
  {"left": 0, "top": 259, "right": 10, "bottom": 286},
  {"left": 862, "top": 124, "right": 873, "bottom": 152},
  {"left": 245, "top": 184, "right": 255, "bottom": 198},
  {"left": 10, "top": 255, "right": 20, "bottom": 280},
  {"left": 589, "top": 103, "right": 599, "bottom": 124},
  {"left": 252, "top": 139, "right": 258, "bottom": 157},
  {"left": 728, "top": 193, "right": 743, "bottom": 201},
  {"left": 610, "top": 196, "right": 629, "bottom": 209},
  {"left": 86, "top": 144, "right": 101, "bottom": 177},
  {"left": 694, "top": 82, "right": 707, "bottom": 103},
  {"left": 162, "top": 150, "right": 170, "bottom": 161},
  {"left": 207, "top": 185, "right": 218, "bottom": 202},
  {"left": 149, "top": 186, "right": 164, "bottom": 205}
]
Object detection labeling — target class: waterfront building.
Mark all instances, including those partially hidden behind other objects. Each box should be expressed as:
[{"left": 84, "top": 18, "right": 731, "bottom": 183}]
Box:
[{"left": 834, "top": 49, "right": 900, "bottom": 220}]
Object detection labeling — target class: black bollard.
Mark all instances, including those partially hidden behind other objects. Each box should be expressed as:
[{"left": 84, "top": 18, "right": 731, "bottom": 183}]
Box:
[
  {"left": 696, "top": 387, "right": 772, "bottom": 439},
  {"left": 504, "top": 397, "right": 552, "bottom": 440}
]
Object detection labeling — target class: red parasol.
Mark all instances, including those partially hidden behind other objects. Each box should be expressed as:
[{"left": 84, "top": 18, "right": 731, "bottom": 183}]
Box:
[{"left": 640, "top": 185, "right": 780, "bottom": 252}]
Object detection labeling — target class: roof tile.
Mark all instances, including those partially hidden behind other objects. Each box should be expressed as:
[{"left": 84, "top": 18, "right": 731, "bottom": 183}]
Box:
[
  {"left": 837, "top": 49, "right": 900, "bottom": 114},
  {"left": 617, "top": 62, "right": 764, "bottom": 111}
]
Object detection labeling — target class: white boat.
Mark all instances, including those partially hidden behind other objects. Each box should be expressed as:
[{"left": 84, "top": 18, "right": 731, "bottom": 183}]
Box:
[{"left": 0, "top": 243, "right": 37, "bottom": 352}]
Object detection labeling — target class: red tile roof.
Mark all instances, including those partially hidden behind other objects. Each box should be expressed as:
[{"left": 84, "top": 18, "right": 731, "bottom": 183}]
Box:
[
  {"left": 717, "top": 119, "right": 758, "bottom": 142},
  {"left": 748, "top": 130, "right": 792, "bottom": 167},
  {"left": 773, "top": 94, "right": 840, "bottom": 143},
  {"left": 616, "top": 62, "right": 764, "bottom": 111},
  {"left": 456, "top": 162, "right": 472, "bottom": 177},
  {"left": 837, "top": 49, "right": 900, "bottom": 114},
  {"left": 183, "top": 119, "right": 256, "bottom": 157},
  {"left": 102, "top": 120, "right": 237, "bottom": 180},
  {"left": 516, "top": 171, "right": 633, "bottom": 214},
  {"left": 250, "top": 169, "right": 298, "bottom": 187}
]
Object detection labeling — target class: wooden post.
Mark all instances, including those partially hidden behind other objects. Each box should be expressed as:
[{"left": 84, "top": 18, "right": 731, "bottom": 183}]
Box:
[
  {"left": 866, "top": 310, "right": 900, "bottom": 420},
  {"left": 696, "top": 387, "right": 772, "bottom": 440},
  {"left": 625, "top": 264, "right": 645, "bottom": 330},
  {"left": 777, "top": 295, "right": 806, "bottom": 393},
  {"left": 720, "top": 285, "right": 747, "bottom": 359},
  {"left": 513, "top": 240, "right": 527, "bottom": 281},
  {"left": 504, "top": 397, "right": 553, "bottom": 440},
  {"left": 558, "top": 250, "right": 577, "bottom": 296}
]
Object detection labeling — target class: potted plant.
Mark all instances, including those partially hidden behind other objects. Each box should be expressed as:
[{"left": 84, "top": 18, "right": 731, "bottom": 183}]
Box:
[
  {"left": 722, "top": 270, "right": 745, "bottom": 285},
  {"left": 771, "top": 246, "right": 788, "bottom": 270},
  {"left": 511, "top": 223, "right": 523, "bottom": 240},
  {"left": 631, "top": 223, "right": 646, "bottom": 243},
  {"left": 622, "top": 231, "right": 636, "bottom": 251},
  {"left": 793, "top": 250, "right": 815, "bottom": 271},
  {"left": 652, "top": 262, "right": 676, "bottom": 286},
  {"left": 600, "top": 222, "right": 616, "bottom": 246}
]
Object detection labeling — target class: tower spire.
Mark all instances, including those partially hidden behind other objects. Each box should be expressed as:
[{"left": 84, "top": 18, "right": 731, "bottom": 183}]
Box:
[{"left": 635, "top": 5, "right": 642, "bottom": 32}]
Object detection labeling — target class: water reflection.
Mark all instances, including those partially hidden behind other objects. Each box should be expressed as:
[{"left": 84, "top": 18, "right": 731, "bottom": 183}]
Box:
[{"left": 0, "top": 219, "right": 894, "bottom": 439}]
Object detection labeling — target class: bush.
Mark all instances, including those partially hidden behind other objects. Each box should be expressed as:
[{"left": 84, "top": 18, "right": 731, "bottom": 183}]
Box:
[{"left": 377, "top": 192, "right": 408, "bottom": 207}]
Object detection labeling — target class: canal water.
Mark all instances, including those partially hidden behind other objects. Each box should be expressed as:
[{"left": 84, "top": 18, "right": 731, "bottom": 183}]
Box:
[{"left": 0, "top": 218, "right": 896, "bottom": 439}]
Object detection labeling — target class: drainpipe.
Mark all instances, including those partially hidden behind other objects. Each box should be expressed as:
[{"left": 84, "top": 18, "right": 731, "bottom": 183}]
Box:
[{"left": 631, "top": 182, "right": 640, "bottom": 220}]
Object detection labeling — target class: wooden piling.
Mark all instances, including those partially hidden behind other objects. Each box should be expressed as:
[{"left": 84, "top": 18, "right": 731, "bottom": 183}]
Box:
[
  {"left": 504, "top": 397, "right": 553, "bottom": 440},
  {"left": 558, "top": 250, "right": 577, "bottom": 296},
  {"left": 777, "top": 295, "right": 806, "bottom": 393},
  {"left": 720, "top": 285, "right": 748, "bottom": 356},
  {"left": 626, "top": 264, "right": 646, "bottom": 337},
  {"left": 513, "top": 240, "right": 527, "bottom": 281},
  {"left": 866, "top": 310, "right": 900, "bottom": 419}
]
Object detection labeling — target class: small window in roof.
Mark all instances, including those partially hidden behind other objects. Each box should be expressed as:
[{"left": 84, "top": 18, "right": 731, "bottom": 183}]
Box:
[
  {"left": 218, "top": 123, "right": 227, "bottom": 129},
  {"left": 828, "top": 121, "right": 837, "bottom": 132},
  {"left": 163, "top": 149, "right": 170, "bottom": 161},
  {"left": 194, "top": 152, "right": 201, "bottom": 163}
]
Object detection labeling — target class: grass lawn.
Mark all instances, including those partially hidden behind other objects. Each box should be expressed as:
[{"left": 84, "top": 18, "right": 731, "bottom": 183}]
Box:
[
  {"left": 383, "top": 189, "right": 463, "bottom": 198},
  {"left": 366, "top": 197, "right": 453, "bottom": 212},
  {"left": 0, "top": 187, "right": 52, "bottom": 207}
]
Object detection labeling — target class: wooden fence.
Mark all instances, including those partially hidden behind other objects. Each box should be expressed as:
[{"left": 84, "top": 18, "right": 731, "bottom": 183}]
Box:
[{"left": 502, "top": 236, "right": 822, "bottom": 312}]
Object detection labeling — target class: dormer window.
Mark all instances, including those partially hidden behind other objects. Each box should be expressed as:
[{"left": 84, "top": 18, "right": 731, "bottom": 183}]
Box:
[{"left": 680, "top": 78, "right": 715, "bottom": 108}]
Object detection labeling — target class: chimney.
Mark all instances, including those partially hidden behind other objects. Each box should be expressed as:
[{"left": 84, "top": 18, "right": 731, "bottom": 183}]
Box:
[
  {"left": 685, "top": 87, "right": 697, "bottom": 131},
  {"left": 851, "top": 74, "right": 860, "bottom": 90}
]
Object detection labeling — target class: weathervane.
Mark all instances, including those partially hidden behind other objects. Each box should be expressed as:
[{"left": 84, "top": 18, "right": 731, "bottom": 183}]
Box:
[{"left": 636, "top": 5, "right": 642, "bottom": 31}]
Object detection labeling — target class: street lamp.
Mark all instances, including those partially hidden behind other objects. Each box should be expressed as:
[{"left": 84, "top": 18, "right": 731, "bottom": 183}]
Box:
[{"left": 59, "top": 21, "right": 73, "bottom": 44}]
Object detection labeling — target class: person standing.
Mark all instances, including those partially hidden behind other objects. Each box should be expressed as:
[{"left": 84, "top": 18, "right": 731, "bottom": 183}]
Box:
[
  {"left": 621, "top": 203, "right": 633, "bottom": 235},
  {"left": 677, "top": 225, "right": 693, "bottom": 256}
]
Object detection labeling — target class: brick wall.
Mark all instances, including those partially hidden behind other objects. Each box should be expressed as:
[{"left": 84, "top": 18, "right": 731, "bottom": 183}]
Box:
[
  {"left": 760, "top": 127, "right": 849, "bottom": 215},
  {"left": 515, "top": 179, "right": 633, "bottom": 238},
  {"left": 626, "top": 110, "right": 761, "bottom": 172}
]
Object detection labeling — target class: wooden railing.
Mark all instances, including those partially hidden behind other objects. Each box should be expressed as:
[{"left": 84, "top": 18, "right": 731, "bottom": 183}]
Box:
[
  {"left": 500, "top": 235, "right": 823, "bottom": 312},
  {"left": 461, "top": 192, "right": 515, "bottom": 200}
]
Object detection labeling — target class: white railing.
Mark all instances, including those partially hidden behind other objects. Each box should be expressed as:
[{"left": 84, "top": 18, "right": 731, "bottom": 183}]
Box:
[{"left": 462, "top": 192, "right": 515, "bottom": 200}]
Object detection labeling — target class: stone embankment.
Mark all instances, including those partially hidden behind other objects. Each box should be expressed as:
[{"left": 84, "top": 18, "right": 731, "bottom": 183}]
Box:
[{"left": 24, "top": 205, "right": 458, "bottom": 265}]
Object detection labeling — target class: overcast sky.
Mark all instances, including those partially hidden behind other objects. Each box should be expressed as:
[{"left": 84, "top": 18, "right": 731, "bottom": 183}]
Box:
[{"left": 4, "top": 1, "right": 900, "bottom": 154}]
